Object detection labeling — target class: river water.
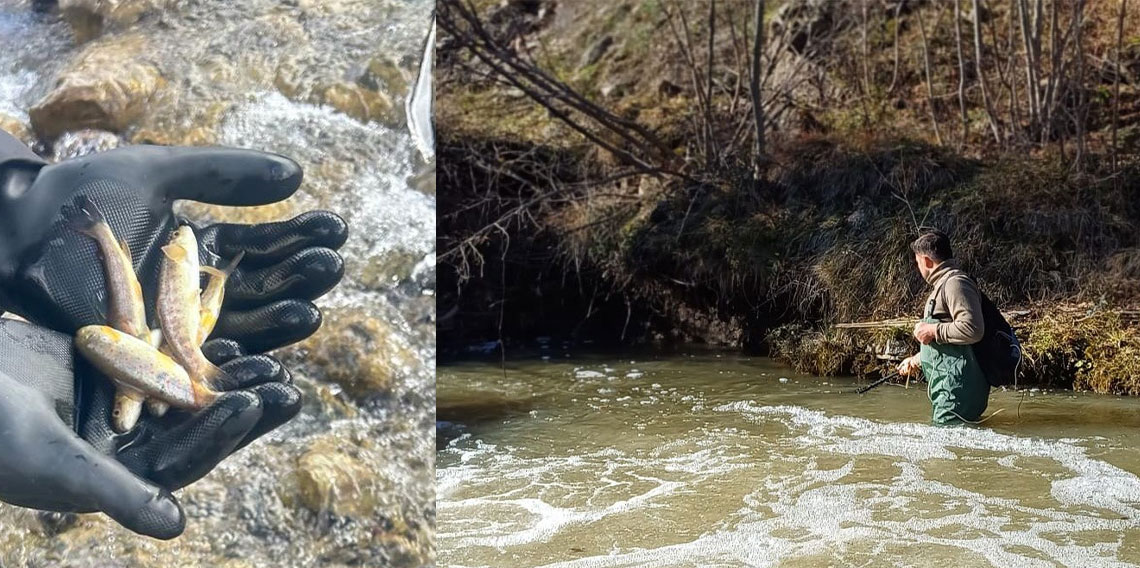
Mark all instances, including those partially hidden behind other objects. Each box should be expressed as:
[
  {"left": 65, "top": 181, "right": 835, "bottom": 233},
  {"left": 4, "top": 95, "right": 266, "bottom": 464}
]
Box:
[
  {"left": 438, "top": 350, "right": 1140, "bottom": 567},
  {"left": 1, "top": 0, "right": 435, "bottom": 566}
]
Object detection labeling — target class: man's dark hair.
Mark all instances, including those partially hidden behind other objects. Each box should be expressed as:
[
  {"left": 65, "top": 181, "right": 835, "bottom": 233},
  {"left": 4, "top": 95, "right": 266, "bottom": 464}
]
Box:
[{"left": 911, "top": 229, "right": 953, "bottom": 262}]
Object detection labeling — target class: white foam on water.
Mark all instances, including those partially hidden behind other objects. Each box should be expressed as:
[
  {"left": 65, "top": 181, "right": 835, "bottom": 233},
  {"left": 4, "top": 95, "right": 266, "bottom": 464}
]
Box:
[
  {"left": 0, "top": 5, "right": 70, "bottom": 120},
  {"left": 218, "top": 91, "right": 435, "bottom": 323},
  {"left": 440, "top": 402, "right": 1140, "bottom": 567},
  {"left": 439, "top": 433, "right": 756, "bottom": 551},
  {"left": 0, "top": 68, "right": 35, "bottom": 119}
]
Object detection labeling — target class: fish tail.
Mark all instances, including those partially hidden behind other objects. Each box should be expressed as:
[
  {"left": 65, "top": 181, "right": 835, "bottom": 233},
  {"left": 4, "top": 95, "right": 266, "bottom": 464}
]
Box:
[
  {"left": 62, "top": 195, "right": 105, "bottom": 237},
  {"left": 192, "top": 380, "right": 221, "bottom": 407},
  {"left": 201, "top": 362, "right": 229, "bottom": 391},
  {"left": 200, "top": 251, "right": 244, "bottom": 280}
]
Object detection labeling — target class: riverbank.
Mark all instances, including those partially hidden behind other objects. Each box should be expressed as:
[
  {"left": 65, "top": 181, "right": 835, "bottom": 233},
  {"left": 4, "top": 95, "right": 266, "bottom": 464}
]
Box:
[{"left": 439, "top": 0, "right": 1140, "bottom": 395}]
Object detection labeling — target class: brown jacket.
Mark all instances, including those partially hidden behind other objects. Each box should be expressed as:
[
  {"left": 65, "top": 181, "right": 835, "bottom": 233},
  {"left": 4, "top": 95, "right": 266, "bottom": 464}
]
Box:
[{"left": 924, "top": 259, "right": 985, "bottom": 345}]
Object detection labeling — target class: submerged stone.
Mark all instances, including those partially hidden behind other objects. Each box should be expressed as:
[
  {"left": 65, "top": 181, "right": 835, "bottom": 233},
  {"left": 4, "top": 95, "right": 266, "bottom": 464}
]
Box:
[
  {"left": 292, "top": 307, "right": 417, "bottom": 400},
  {"left": 29, "top": 34, "right": 166, "bottom": 139}
]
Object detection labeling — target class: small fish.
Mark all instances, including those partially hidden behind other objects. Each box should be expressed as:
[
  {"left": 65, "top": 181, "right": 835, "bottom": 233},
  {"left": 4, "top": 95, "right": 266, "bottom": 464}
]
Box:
[
  {"left": 157, "top": 226, "right": 228, "bottom": 389},
  {"left": 198, "top": 251, "right": 244, "bottom": 344},
  {"left": 64, "top": 196, "right": 153, "bottom": 432},
  {"left": 75, "top": 326, "right": 218, "bottom": 409},
  {"left": 146, "top": 329, "right": 170, "bottom": 418},
  {"left": 64, "top": 196, "right": 149, "bottom": 340}
]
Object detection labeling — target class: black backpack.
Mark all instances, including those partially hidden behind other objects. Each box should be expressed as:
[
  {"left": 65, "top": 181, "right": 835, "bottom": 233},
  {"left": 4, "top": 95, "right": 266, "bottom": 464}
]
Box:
[{"left": 970, "top": 283, "right": 1022, "bottom": 387}]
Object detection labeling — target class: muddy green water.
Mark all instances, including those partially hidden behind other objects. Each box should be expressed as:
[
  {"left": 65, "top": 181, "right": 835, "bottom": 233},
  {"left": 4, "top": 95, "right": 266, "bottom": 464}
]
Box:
[{"left": 438, "top": 350, "right": 1140, "bottom": 567}]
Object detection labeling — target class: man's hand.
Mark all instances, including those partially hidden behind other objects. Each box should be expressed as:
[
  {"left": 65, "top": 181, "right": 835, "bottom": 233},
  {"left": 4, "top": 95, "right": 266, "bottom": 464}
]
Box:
[
  {"left": 897, "top": 354, "right": 922, "bottom": 377},
  {"left": 913, "top": 322, "right": 938, "bottom": 345}
]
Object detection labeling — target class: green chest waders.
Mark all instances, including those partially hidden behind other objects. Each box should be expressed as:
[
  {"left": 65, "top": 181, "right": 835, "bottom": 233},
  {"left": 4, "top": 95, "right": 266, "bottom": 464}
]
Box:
[{"left": 919, "top": 298, "right": 990, "bottom": 425}]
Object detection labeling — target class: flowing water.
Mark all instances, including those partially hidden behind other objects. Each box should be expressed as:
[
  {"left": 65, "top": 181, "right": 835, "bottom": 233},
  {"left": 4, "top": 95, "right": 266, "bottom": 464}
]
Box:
[
  {"left": 1, "top": 0, "right": 434, "bottom": 565},
  {"left": 438, "top": 350, "right": 1140, "bottom": 567}
]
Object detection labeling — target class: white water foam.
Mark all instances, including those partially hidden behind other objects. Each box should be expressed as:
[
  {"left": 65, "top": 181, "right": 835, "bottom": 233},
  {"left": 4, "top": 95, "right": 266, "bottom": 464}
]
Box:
[
  {"left": 0, "top": 5, "right": 70, "bottom": 120},
  {"left": 440, "top": 402, "right": 1140, "bottom": 567}
]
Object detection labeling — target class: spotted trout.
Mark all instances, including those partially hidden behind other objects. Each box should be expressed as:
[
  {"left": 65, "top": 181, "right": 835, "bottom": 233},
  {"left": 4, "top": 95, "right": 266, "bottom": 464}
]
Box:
[
  {"left": 75, "top": 326, "right": 218, "bottom": 409},
  {"left": 145, "top": 251, "right": 242, "bottom": 418},
  {"left": 65, "top": 196, "right": 154, "bottom": 432},
  {"left": 157, "top": 226, "right": 229, "bottom": 389}
]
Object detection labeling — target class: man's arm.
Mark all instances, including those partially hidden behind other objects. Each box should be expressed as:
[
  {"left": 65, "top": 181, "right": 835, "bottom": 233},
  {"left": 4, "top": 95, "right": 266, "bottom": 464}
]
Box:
[{"left": 935, "top": 276, "right": 985, "bottom": 345}]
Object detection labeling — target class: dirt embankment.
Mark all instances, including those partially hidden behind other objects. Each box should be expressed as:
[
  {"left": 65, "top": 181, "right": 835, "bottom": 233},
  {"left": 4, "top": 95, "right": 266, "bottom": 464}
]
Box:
[{"left": 438, "top": 0, "right": 1140, "bottom": 393}]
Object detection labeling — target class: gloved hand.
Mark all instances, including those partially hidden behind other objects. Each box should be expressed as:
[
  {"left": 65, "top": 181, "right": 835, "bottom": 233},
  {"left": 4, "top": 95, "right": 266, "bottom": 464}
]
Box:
[
  {"left": 0, "top": 130, "right": 347, "bottom": 536},
  {"left": 0, "top": 131, "right": 346, "bottom": 350}
]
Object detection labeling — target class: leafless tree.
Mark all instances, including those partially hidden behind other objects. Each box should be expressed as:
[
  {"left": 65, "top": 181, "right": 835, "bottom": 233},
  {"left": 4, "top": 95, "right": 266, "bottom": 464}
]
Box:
[
  {"left": 1112, "top": 0, "right": 1129, "bottom": 174},
  {"left": 751, "top": 0, "right": 766, "bottom": 171},
  {"left": 972, "top": 0, "right": 1003, "bottom": 144},
  {"left": 916, "top": 5, "right": 944, "bottom": 145},
  {"left": 954, "top": 0, "right": 970, "bottom": 148}
]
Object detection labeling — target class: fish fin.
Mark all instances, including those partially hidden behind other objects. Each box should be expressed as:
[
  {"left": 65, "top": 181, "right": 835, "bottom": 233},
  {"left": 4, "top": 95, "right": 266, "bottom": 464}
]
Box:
[
  {"left": 119, "top": 238, "right": 133, "bottom": 265},
  {"left": 161, "top": 243, "right": 188, "bottom": 262},
  {"left": 148, "top": 328, "right": 163, "bottom": 349},
  {"left": 199, "top": 265, "right": 227, "bottom": 279},
  {"left": 93, "top": 301, "right": 109, "bottom": 325},
  {"left": 61, "top": 197, "right": 102, "bottom": 237},
  {"left": 146, "top": 399, "right": 169, "bottom": 417},
  {"left": 201, "top": 363, "right": 229, "bottom": 391},
  {"left": 200, "top": 251, "right": 244, "bottom": 280}
]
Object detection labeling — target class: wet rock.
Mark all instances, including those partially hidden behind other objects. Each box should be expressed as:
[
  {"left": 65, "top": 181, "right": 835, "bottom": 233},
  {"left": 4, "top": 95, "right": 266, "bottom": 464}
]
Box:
[
  {"left": 29, "top": 34, "right": 166, "bottom": 140},
  {"left": 290, "top": 307, "right": 417, "bottom": 400},
  {"left": 293, "top": 435, "right": 387, "bottom": 518},
  {"left": 297, "top": 379, "right": 359, "bottom": 420},
  {"left": 319, "top": 82, "right": 401, "bottom": 127},
  {"left": 359, "top": 250, "right": 421, "bottom": 289},
  {"left": 131, "top": 101, "right": 233, "bottom": 147},
  {"left": 59, "top": 0, "right": 169, "bottom": 43},
  {"left": 359, "top": 55, "right": 410, "bottom": 102},
  {"left": 50, "top": 128, "right": 122, "bottom": 160},
  {"left": 0, "top": 114, "right": 31, "bottom": 144}
]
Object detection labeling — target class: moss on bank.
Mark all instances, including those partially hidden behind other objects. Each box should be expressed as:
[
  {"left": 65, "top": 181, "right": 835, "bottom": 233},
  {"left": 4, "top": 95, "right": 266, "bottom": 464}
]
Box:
[{"left": 766, "top": 311, "right": 1140, "bottom": 395}]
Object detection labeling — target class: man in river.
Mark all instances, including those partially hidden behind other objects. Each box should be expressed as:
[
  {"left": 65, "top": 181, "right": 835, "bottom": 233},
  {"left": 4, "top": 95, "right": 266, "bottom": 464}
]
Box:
[
  {"left": 896, "top": 230, "right": 990, "bottom": 425},
  {"left": 0, "top": 129, "right": 347, "bottom": 538}
]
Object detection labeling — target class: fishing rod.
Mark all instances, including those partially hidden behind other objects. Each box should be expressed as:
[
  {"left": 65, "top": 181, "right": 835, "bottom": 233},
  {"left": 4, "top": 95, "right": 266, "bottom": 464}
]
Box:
[{"left": 854, "top": 371, "right": 900, "bottom": 394}]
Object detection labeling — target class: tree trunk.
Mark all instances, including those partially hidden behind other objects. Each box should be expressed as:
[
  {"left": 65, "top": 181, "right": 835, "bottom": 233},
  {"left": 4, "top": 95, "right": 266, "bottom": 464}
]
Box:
[
  {"left": 705, "top": 0, "right": 717, "bottom": 170},
  {"left": 887, "top": 1, "right": 903, "bottom": 94},
  {"left": 971, "top": 0, "right": 1003, "bottom": 145},
  {"left": 1112, "top": 0, "right": 1128, "bottom": 174},
  {"left": 916, "top": 6, "right": 944, "bottom": 146},
  {"left": 750, "top": 0, "right": 765, "bottom": 174},
  {"left": 954, "top": 0, "right": 970, "bottom": 148},
  {"left": 1072, "top": 0, "right": 1087, "bottom": 169}
]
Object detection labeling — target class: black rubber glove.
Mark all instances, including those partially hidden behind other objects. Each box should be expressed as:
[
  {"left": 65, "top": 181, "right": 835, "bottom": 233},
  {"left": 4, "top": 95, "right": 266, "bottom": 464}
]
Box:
[
  {"left": 0, "top": 130, "right": 346, "bottom": 350},
  {"left": 0, "top": 319, "right": 185, "bottom": 539},
  {"left": 0, "top": 130, "right": 347, "bottom": 535}
]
